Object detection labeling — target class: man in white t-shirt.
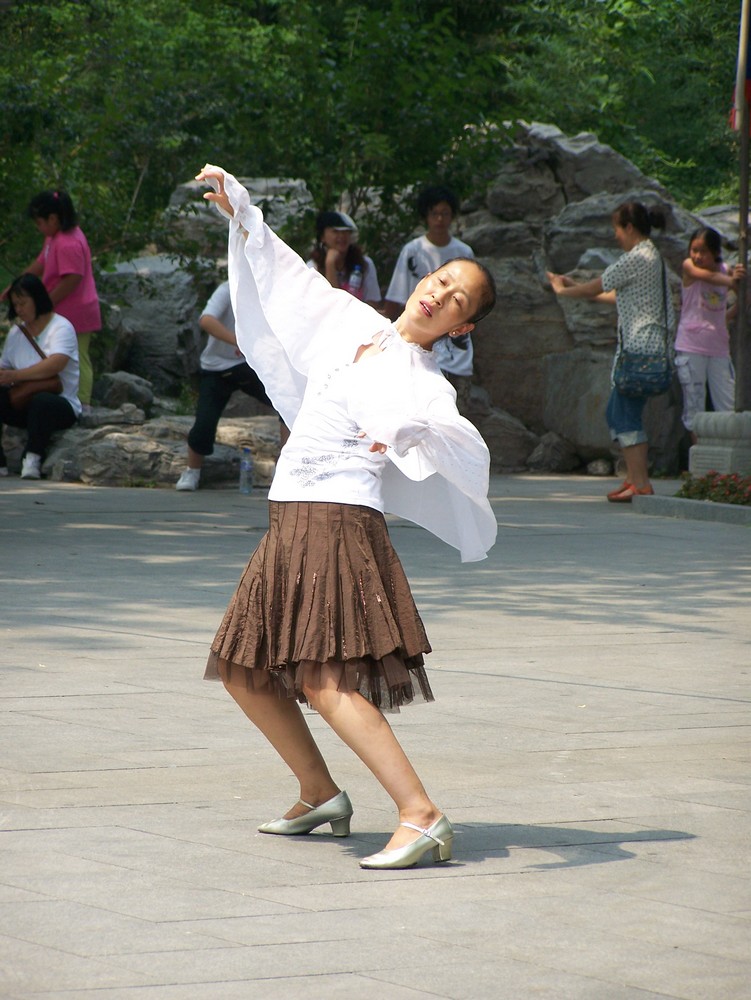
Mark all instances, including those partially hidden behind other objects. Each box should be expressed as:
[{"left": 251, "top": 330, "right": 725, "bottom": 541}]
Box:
[
  {"left": 175, "top": 281, "right": 282, "bottom": 491},
  {"left": 384, "top": 186, "right": 475, "bottom": 413}
]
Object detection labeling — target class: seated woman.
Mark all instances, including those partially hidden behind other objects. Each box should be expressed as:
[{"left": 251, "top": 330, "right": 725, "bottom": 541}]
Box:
[
  {"left": 0, "top": 274, "right": 81, "bottom": 479},
  {"left": 307, "top": 209, "right": 382, "bottom": 308}
]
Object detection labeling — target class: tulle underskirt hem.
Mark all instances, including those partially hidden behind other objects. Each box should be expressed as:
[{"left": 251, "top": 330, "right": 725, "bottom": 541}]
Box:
[
  {"left": 205, "top": 650, "right": 434, "bottom": 712},
  {"left": 205, "top": 501, "right": 433, "bottom": 712}
]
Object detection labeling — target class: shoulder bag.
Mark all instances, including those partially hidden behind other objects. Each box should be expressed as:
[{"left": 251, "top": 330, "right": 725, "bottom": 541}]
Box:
[
  {"left": 7, "top": 323, "right": 63, "bottom": 412},
  {"left": 613, "top": 258, "right": 673, "bottom": 398}
]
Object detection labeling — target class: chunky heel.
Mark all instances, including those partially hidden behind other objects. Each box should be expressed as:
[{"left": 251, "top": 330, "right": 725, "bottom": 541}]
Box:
[
  {"left": 360, "top": 815, "right": 454, "bottom": 870},
  {"left": 432, "top": 838, "right": 453, "bottom": 862},
  {"left": 330, "top": 815, "right": 352, "bottom": 837},
  {"left": 258, "top": 790, "right": 353, "bottom": 836}
]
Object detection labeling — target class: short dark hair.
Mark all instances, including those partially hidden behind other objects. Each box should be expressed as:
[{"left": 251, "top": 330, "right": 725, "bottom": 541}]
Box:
[
  {"left": 7, "top": 273, "right": 54, "bottom": 319},
  {"left": 27, "top": 190, "right": 78, "bottom": 231},
  {"left": 444, "top": 257, "right": 497, "bottom": 324},
  {"left": 417, "top": 185, "right": 459, "bottom": 222}
]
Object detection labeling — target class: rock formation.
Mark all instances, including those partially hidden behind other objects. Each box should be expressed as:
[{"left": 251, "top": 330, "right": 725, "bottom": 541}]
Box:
[
  {"left": 463, "top": 122, "right": 726, "bottom": 473},
  {"left": 3, "top": 125, "right": 737, "bottom": 485}
]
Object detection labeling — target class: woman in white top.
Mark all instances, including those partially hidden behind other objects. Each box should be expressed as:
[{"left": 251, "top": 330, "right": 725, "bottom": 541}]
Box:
[
  {"left": 198, "top": 165, "right": 497, "bottom": 870},
  {"left": 548, "top": 201, "right": 674, "bottom": 503},
  {"left": 0, "top": 274, "right": 80, "bottom": 479},
  {"left": 307, "top": 209, "right": 382, "bottom": 308}
]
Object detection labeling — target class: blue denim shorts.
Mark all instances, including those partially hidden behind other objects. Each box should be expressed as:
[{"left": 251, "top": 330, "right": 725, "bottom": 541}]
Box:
[{"left": 605, "top": 387, "right": 648, "bottom": 447}]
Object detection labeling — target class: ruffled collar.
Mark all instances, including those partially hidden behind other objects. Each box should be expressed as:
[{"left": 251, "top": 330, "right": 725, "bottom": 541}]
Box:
[{"left": 373, "top": 324, "right": 434, "bottom": 357}]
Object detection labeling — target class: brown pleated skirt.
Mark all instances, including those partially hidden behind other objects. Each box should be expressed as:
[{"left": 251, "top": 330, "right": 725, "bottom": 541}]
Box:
[{"left": 205, "top": 501, "right": 434, "bottom": 711}]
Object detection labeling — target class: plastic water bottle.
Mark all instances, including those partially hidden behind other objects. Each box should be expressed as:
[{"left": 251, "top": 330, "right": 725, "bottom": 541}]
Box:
[
  {"left": 239, "top": 447, "right": 254, "bottom": 494},
  {"left": 347, "top": 265, "right": 363, "bottom": 297}
]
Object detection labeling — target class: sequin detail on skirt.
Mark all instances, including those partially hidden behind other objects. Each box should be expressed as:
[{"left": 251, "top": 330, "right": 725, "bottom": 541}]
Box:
[{"left": 205, "top": 501, "right": 433, "bottom": 711}]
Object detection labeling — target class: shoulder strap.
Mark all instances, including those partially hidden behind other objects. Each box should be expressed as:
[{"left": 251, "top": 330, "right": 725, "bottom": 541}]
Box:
[
  {"left": 17, "top": 322, "right": 48, "bottom": 361},
  {"left": 660, "top": 257, "right": 669, "bottom": 346}
]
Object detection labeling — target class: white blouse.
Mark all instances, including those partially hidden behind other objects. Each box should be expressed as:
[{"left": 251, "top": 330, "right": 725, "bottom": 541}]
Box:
[
  {"left": 205, "top": 166, "right": 497, "bottom": 563},
  {"left": 0, "top": 314, "right": 81, "bottom": 416}
]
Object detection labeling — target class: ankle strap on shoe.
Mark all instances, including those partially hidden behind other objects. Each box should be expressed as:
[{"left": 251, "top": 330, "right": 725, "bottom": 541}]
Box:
[
  {"left": 298, "top": 799, "right": 316, "bottom": 810},
  {"left": 400, "top": 821, "right": 445, "bottom": 846}
]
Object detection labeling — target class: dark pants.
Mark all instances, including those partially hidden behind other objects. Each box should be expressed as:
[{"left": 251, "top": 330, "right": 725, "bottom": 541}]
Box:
[
  {"left": 187, "top": 364, "right": 273, "bottom": 456},
  {"left": 0, "top": 388, "right": 77, "bottom": 463}
]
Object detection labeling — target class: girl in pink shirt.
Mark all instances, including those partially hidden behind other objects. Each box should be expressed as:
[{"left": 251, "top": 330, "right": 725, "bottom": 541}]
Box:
[
  {"left": 25, "top": 190, "right": 101, "bottom": 406},
  {"left": 675, "top": 227, "right": 744, "bottom": 442}
]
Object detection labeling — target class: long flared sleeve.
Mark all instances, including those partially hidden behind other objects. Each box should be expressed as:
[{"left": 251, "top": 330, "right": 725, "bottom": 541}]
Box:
[
  {"left": 345, "top": 333, "right": 497, "bottom": 562},
  {"left": 203, "top": 166, "right": 384, "bottom": 427},
  {"left": 203, "top": 166, "right": 496, "bottom": 562}
]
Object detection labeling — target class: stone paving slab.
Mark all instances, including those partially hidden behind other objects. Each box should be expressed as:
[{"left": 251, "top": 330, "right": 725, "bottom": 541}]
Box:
[{"left": 0, "top": 474, "right": 749, "bottom": 999}]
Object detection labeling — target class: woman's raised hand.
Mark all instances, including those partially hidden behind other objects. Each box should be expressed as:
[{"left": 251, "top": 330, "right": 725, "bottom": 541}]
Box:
[{"left": 195, "top": 166, "right": 234, "bottom": 217}]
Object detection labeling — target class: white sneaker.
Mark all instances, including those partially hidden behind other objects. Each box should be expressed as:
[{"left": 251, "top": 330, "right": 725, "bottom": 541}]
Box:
[
  {"left": 175, "top": 468, "right": 201, "bottom": 491},
  {"left": 0, "top": 466, "right": 8, "bottom": 477},
  {"left": 21, "top": 453, "right": 42, "bottom": 480}
]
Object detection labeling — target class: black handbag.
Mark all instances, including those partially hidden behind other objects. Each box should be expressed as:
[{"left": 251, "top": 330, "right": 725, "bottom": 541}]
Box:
[{"left": 613, "top": 258, "right": 673, "bottom": 399}]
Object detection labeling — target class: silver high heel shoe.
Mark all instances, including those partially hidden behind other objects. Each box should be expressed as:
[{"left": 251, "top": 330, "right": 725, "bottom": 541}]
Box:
[
  {"left": 359, "top": 815, "right": 453, "bottom": 869},
  {"left": 258, "top": 790, "right": 353, "bottom": 837}
]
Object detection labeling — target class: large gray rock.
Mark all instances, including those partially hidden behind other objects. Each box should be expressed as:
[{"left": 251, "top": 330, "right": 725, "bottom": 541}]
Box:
[
  {"left": 164, "top": 176, "right": 314, "bottom": 258},
  {"left": 542, "top": 348, "right": 614, "bottom": 458},
  {"left": 474, "top": 257, "right": 572, "bottom": 432},
  {"left": 520, "top": 123, "right": 667, "bottom": 202},
  {"left": 486, "top": 159, "right": 565, "bottom": 223},
  {"left": 92, "top": 371, "right": 155, "bottom": 411},
  {"left": 97, "top": 255, "right": 215, "bottom": 395},
  {"left": 473, "top": 408, "right": 540, "bottom": 471},
  {"left": 462, "top": 212, "right": 541, "bottom": 259},
  {"left": 527, "top": 432, "right": 581, "bottom": 472},
  {"left": 40, "top": 414, "right": 281, "bottom": 488}
]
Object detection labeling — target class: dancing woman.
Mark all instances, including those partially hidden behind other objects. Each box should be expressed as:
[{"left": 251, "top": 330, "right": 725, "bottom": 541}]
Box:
[{"left": 198, "top": 165, "right": 497, "bottom": 869}]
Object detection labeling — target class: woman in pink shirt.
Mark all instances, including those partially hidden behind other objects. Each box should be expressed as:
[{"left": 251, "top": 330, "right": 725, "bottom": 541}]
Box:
[
  {"left": 675, "top": 227, "right": 745, "bottom": 443},
  {"left": 24, "top": 190, "right": 101, "bottom": 407}
]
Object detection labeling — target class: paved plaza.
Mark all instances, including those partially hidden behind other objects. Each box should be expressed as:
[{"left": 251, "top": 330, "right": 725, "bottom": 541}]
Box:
[{"left": 0, "top": 474, "right": 749, "bottom": 999}]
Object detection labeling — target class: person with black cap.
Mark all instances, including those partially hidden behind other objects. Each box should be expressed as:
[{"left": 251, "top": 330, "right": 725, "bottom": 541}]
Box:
[{"left": 307, "top": 210, "right": 382, "bottom": 308}]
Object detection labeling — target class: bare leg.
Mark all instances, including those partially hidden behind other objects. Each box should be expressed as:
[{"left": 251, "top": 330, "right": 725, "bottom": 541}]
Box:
[
  {"left": 302, "top": 661, "right": 441, "bottom": 852},
  {"left": 621, "top": 442, "right": 650, "bottom": 489},
  {"left": 223, "top": 674, "right": 340, "bottom": 819},
  {"left": 187, "top": 445, "right": 204, "bottom": 471}
]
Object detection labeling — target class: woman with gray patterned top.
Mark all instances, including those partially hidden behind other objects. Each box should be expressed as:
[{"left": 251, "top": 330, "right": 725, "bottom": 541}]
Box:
[{"left": 548, "top": 201, "right": 674, "bottom": 503}]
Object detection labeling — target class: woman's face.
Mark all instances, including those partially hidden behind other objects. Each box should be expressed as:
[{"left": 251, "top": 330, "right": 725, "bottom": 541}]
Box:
[
  {"left": 400, "top": 259, "right": 485, "bottom": 346},
  {"left": 34, "top": 214, "right": 61, "bottom": 238},
  {"left": 613, "top": 222, "right": 640, "bottom": 252},
  {"left": 10, "top": 291, "right": 38, "bottom": 325},
  {"left": 320, "top": 226, "right": 352, "bottom": 255}
]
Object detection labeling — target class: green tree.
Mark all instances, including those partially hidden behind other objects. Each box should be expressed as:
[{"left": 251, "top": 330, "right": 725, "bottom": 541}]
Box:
[{"left": 0, "top": 0, "right": 742, "bottom": 291}]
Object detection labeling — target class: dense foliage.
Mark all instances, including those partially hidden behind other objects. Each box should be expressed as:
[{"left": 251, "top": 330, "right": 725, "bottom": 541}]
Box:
[{"left": 0, "top": 0, "right": 743, "bottom": 283}]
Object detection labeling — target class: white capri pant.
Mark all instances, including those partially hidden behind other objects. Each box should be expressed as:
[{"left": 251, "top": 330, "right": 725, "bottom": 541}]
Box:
[{"left": 674, "top": 351, "right": 735, "bottom": 431}]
